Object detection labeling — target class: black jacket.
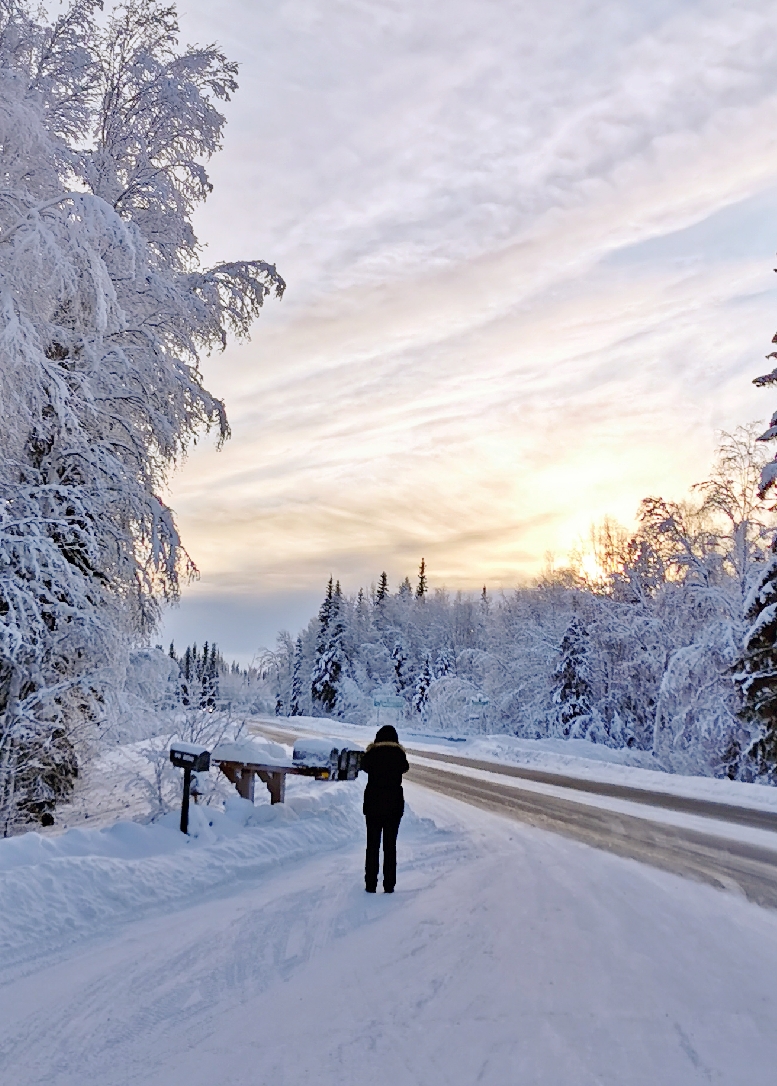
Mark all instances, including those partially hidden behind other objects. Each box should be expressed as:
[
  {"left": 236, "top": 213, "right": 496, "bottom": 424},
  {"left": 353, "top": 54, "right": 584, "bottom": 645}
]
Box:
[{"left": 361, "top": 741, "right": 409, "bottom": 819}]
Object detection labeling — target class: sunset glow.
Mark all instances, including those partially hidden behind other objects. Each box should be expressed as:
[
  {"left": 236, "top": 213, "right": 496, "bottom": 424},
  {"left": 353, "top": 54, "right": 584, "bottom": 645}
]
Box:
[{"left": 161, "top": 0, "right": 777, "bottom": 655}]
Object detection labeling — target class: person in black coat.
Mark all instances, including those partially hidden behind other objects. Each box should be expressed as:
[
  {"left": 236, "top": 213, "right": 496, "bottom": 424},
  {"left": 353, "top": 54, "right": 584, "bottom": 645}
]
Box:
[{"left": 360, "top": 723, "right": 409, "bottom": 893}]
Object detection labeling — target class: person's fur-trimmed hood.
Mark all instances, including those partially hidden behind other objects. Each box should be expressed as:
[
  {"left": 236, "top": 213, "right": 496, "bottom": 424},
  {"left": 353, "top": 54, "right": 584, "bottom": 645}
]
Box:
[{"left": 365, "top": 740, "right": 406, "bottom": 754}]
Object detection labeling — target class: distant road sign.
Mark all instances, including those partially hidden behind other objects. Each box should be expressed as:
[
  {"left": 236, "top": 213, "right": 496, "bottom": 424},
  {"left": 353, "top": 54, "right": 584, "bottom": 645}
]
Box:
[{"left": 373, "top": 695, "right": 405, "bottom": 709}]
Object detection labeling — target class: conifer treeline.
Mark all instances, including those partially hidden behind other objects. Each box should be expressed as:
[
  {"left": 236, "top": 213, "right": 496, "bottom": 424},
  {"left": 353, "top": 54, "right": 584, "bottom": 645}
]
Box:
[
  {"left": 254, "top": 430, "right": 777, "bottom": 781},
  {"left": 162, "top": 430, "right": 777, "bottom": 783},
  {"left": 168, "top": 641, "right": 225, "bottom": 709}
]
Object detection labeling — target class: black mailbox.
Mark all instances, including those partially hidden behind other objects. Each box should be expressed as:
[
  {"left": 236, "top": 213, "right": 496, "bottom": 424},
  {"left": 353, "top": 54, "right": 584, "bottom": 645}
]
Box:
[
  {"left": 170, "top": 744, "right": 210, "bottom": 772},
  {"left": 170, "top": 743, "right": 210, "bottom": 833},
  {"left": 337, "top": 748, "right": 363, "bottom": 781}
]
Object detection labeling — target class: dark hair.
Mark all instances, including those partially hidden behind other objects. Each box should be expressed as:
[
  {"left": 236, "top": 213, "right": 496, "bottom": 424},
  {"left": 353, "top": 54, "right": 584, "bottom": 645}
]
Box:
[{"left": 375, "top": 724, "right": 399, "bottom": 744}]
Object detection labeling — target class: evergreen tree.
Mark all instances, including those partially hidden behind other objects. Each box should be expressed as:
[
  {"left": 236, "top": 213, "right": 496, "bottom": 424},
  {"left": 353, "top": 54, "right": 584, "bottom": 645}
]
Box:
[
  {"left": 332, "top": 581, "right": 345, "bottom": 642},
  {"left": 435, "top": 648, "right": 453, "bottom": 678},
  {"left": 416, "top": 558, "right": 428, "bottom": 599},
  {"left": 413, "top": 654, "right": 433, "bottom": 715},
  {"left": 376, "top": 572, "right": 389, "bottom": 603},
  {"left": 290, "top": 636, "right": 304, "bottom": 716},
  {"left": 181, "top": 645, "right": 192, "bottom": 707},
  {"left": 201, "top": 643, "right": 219, "bottom": 709},
  {"left": 398, "top": 576, "right": 413, "bottom": 600},
  {"left": 392, "top": 639, "right": 409, "bottom": 694},
  {"left": 734, "top": 538, "right": 777, "bottom": 777},
  {"left": 552, "top": 617, "right": 593, "bottom": 738},
  {"left": 311, "top": 578, "right": 342, "bottom": 714},
  {"left": 198, "top": 642, "right": 209, "bottom": 707},
  {"left": 354, "top": 588, "right": 369, "bottom": 641}
]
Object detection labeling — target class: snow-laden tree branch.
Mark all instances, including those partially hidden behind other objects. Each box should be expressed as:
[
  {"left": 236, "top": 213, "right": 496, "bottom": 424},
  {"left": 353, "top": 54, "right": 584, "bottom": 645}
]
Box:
[{"left": 0, "top": 0, "right": 283, "bottom": 828}]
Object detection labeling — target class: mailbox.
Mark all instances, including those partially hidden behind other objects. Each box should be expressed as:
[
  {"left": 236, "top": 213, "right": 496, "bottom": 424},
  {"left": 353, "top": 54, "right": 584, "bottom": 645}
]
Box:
[
  {"left": 292, "top": 738, "right": 340, "bottom": 774},
  {"left": 337, "top": 747, "right": 363, "bottom": 781},
  {"left": 170, "top": 743, "right": 210, "bottom": 834},
  {"left": 292, "top": 738, "right": 363, "bottom": 781},
  {"left": 170, "top": 742, "right": 210, "bottom": 773}
]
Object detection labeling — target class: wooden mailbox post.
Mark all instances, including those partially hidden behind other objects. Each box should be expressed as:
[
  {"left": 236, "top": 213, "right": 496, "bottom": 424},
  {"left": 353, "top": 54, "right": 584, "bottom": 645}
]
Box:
[{"left": 214, "top": 757, "right": 290, "bottom": 805}]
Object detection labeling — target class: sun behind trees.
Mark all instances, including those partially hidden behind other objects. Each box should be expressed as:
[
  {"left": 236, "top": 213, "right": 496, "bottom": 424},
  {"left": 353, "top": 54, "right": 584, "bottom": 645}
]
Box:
[
  {"left": 252, "top": 427, "right": 775, "bottom": 780},
  {"left": 0, "top": 0, "right": 283, "bottom": 829}
]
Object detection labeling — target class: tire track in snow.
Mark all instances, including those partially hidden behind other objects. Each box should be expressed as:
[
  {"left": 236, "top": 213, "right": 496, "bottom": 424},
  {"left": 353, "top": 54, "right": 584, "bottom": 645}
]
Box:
[
  {"left": 249, "top": 720, "right": 777, "bottom": 832},
  {"left": 406, "top": 763, "right": 777, "bottom": 910}
]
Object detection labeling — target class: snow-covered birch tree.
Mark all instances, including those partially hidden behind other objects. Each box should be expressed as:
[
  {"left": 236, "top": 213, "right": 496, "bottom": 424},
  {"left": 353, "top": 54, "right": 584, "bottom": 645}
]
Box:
[{"left": 0, "top": 0, "right": 283, "bottom": 827}]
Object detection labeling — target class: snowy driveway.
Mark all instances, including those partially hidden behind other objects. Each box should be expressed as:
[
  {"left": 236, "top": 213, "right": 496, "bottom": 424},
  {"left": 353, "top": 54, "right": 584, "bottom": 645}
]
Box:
[{"left": 3, "top": 785, "right": 777, "bottom": 1085}]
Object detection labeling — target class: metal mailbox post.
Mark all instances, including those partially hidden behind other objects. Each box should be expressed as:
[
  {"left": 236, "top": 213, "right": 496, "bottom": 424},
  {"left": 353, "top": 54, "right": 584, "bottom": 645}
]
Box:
[{"left": 170, "top": 743, "right": 211, "bottom": 834}]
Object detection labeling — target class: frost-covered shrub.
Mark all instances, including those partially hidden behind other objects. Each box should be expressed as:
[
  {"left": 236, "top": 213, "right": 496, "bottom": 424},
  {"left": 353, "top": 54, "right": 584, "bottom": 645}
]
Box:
[
  {"left": 124, "top": 650, "right": 182, "bottom": 712},
  {"left": 133, "top": 710, "right": 246, "bottom": 819},
  {"left": 551, "top": 617, "right": 593, "bottom": 738},
  {"left": 425, "top": 676, "right": 482, "bottom": 734},
  {"left": 654, "top": 623, "right": 746, "bottom": 775}
]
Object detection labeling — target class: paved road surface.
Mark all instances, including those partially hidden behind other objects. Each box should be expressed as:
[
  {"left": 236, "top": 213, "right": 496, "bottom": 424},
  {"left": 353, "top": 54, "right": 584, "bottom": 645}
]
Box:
[
  {"left": 249, "top": 719, "right": 777, "bottom": 829},
  {"left": 249, "top": 721, "right": 777, "bottom": 908},
  {"left": 407, "top": 762, "right": 777, "bottom": 909}
]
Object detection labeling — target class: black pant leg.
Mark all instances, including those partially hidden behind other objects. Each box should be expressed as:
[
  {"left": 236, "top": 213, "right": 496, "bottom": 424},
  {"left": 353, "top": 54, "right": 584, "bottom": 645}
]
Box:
[
  {"left": 365, "top": 816, "right": 382, "bottom": 890},
  {"left": 382, "top": 814, "right": 402, "bottom": 891}
]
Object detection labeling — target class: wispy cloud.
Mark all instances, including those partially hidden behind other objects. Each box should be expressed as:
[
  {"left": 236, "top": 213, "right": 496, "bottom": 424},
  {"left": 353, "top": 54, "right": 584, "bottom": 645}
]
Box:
[{"left": 160, "top": 0, "right": 777, "bottom": 650}]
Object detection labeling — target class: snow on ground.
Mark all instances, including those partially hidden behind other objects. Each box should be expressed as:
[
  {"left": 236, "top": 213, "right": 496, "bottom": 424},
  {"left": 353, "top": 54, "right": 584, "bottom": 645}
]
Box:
[
  {"left": 3, "top": 783, "right": 777, "bottom": 1084},
  {"left": 0, "top": 777, "right": 369, "bottom": 971},
  {"left": 255, "top": 714, "right": 777, "bottom": 813}
]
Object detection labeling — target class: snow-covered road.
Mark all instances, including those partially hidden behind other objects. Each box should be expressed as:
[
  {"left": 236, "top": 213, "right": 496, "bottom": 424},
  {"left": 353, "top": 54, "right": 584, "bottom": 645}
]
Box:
[
  {"left": 250, "top": 719, "right": 777, "bottom": 908},
  {"left": 3, "top": 784, "right": 777, "bottom": 1085},
  {"left": 249, "top": 719, "right": 777, "bottom": 827}
]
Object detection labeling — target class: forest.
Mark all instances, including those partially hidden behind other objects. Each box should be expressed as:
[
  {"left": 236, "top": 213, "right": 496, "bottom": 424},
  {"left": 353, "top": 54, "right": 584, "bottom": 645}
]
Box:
[
  {"left": 234, "top": 426, "right": 776, "bottom": 781},
  {"left": 3, "top": 0, "right": 777, "bottom": 832}
]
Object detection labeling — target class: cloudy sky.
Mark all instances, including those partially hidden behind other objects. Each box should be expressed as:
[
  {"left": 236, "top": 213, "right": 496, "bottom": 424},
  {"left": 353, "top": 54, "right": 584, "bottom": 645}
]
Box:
[{"left": 160, "top": 0, "right": 777, "bottom": 661}]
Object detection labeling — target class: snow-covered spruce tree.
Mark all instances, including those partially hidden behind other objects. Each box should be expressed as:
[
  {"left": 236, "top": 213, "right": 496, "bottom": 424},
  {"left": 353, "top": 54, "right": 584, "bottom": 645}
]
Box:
[
  {"left": 289, "top": 636, "right": 304, "bottom": 716},
  {"left": 0, "top": 0, "right": 283, "bottom": 827},
  {"left": 435, "top": 647, "right": 453, "bottom": 678},
  {"left": 729, "top": 339, "right": 777, "bottom": 778},
  {"left": 311, "top": 578, "right": 345, "bottom": 715},
  {"left": 375, "top": 572, "right": 389, "bottom": 603},
  {"left": 552, "top": 617, "right": 593, "bottom": 738},
  {"left": 201, "top": 643, "right": 220, "bottom": 710},
  {"left": 413, "top": 654, "right": 433, "bottom": 716},
  {"left": 416, "top": 558, "right": 427, "bottom": 599},
  {"left": 733, "top": 539, "right": 777, "bottom": 778},
  {"left": 391, "top": 638, "right": 409, "bottom": 697}
]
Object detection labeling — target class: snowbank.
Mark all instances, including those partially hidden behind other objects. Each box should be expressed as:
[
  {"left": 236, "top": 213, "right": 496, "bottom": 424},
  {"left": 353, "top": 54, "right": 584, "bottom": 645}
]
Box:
[{"left": 0, "top": 778, "right": 365, "bottom": 969}]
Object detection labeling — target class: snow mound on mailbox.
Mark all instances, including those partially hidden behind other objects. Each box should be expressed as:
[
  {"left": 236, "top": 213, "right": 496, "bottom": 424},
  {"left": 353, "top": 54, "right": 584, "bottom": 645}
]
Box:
[
  {"left": 293, "top": 737, "right": 342, "bottom": 768},
  {"left": 212, "top": 737, "right": 292, "bottom": 767}
]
